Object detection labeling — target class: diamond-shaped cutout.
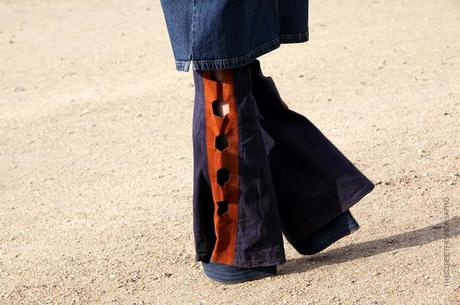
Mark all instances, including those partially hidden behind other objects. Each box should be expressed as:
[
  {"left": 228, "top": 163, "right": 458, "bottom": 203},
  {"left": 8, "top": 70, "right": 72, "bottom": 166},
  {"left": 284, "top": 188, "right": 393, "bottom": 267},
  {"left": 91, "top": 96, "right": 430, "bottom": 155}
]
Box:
[
  {"left": 215, "top": 134, "right": 229, "bottom": 151},
  {"left": 216, "top": 168, "right": 230, "bottom": 186},
  {"left": 212, "top": 99, "right": 230, "bottom": 117},
  {"left": 216, "top": 200, "right": 229, "bottom": 216}
]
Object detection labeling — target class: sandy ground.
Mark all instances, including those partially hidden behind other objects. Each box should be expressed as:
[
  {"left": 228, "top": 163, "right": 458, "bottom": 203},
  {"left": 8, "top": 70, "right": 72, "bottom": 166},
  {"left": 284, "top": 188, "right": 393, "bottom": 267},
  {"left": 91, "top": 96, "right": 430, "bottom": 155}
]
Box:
[{"left": 0, "top": 0, "right": 459, "bottom": 304}]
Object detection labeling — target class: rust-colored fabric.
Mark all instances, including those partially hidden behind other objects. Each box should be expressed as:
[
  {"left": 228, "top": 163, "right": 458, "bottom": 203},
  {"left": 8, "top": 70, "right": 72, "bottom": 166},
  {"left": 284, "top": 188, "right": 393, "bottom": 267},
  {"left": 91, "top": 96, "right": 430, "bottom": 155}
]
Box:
[{"left": 202, "top": 70, "right": 240, "bottom": 265}]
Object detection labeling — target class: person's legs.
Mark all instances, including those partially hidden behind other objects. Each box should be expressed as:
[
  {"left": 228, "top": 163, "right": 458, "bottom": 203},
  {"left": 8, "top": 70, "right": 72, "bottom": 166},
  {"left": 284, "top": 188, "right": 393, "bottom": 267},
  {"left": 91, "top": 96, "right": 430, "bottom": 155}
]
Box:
[
  {"left": 191, "top": 63, "right": 286, "bottom": 283},
  {"left": 248, "top": 59, "right": 374, "bottom": 253},
  {"left": 190, "top": 59, "right": 375, "bottom": 283}
]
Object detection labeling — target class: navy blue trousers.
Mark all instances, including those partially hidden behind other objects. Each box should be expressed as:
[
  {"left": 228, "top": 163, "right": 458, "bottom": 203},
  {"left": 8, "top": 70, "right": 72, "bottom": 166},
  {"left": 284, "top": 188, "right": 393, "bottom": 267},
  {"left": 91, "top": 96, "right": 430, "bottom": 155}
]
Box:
[{"left": 192, "top": 60, "right": 375, "bottom": 268}]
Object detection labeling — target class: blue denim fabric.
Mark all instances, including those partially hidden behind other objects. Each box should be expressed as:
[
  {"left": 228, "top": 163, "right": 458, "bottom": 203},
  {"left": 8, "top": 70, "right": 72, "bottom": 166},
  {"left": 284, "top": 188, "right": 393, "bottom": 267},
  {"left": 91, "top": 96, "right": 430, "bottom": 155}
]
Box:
[
  {"left": 201, "top": 262, "right": 277, "bottom": 284},
  {"left": 160, "top": 0, "right": 309, "bottom": 72},
  {"left": 291, "top": 210, "right": 360, "bottom": 255}
]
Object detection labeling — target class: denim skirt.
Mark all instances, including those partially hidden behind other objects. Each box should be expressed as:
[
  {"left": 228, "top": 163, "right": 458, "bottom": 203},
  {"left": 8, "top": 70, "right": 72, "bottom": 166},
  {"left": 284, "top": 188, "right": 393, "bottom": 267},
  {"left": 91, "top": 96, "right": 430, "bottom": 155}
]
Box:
[{"left": 160, "top": 0, "right": 309, "bottom": 72}]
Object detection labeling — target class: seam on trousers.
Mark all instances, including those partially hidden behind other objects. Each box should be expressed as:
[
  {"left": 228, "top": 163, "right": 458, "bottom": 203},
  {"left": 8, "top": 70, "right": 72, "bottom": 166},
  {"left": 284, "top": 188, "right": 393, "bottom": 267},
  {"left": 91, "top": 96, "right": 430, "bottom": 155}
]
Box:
[{"left": 173, "top": 30, "right": 310, "bottom": 72}]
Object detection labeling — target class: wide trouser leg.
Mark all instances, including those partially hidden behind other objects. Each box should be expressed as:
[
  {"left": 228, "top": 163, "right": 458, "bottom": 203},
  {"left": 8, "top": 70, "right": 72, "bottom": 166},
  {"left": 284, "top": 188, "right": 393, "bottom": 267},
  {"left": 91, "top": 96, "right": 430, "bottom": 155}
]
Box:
[
  {"left": 191, "top": 64, "right": 286, "bottom": 268},
  {"left": 248, "top": 59, "right": 375, "bottom": 251}
]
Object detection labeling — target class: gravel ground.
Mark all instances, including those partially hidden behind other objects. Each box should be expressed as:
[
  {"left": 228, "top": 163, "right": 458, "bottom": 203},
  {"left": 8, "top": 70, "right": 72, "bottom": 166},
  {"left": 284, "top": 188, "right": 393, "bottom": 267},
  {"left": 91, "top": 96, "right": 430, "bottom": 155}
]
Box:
[{"left": 0, "top": 0, "right": 459, "bottom": 304}]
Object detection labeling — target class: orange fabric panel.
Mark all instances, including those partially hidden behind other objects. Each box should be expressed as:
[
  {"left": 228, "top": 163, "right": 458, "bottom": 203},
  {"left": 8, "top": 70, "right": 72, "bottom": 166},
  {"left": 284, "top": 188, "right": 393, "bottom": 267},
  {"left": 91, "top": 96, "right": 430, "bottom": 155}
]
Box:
[{"left": 202, "top": 70, "right": 240, "bottom": 265}]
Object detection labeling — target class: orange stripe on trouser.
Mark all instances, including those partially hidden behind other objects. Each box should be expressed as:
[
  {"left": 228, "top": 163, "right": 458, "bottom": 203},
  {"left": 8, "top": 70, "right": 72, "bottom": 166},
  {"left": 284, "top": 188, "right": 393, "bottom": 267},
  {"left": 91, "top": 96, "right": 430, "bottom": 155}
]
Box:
[{"left": 202, "top": 70, "right": 239, "bottom": 265}]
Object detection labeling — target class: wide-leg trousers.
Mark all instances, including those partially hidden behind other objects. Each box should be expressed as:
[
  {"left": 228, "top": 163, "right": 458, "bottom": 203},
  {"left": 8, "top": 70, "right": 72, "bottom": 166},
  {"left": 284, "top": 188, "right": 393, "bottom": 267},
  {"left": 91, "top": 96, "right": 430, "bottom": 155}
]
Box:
[{"left": 191, "top": 59, "right": 375, "bottom": 268}]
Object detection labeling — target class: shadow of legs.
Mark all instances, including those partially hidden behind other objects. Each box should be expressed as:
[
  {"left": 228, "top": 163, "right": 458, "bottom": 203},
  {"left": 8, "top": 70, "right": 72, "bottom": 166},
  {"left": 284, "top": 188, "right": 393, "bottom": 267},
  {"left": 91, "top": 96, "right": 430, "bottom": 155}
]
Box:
[{"left": 279, "top": 216, "right": 460, "bottom": 275}]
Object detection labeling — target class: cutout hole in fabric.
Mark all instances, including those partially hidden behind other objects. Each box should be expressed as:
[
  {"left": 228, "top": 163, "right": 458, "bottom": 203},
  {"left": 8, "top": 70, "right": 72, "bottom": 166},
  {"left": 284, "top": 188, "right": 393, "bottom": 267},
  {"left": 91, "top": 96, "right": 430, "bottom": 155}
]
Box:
[
  {"left": 212, "top": 99, "right": 230, "bottom": 117},
  {"left": 215, "top": 134, "right": 230, "bottom": 151},
  {"left": 216, "top": 200, "right": 229, "bottom": 216},
  {"left": 216, "top": 168, "right": 230, "bottom": 186}
]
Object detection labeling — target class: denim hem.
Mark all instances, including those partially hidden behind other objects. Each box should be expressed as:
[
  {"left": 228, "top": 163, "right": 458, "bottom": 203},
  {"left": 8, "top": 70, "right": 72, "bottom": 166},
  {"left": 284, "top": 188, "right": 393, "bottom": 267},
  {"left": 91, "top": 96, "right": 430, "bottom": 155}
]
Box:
[
  {"left": 279, "top": 31, "right": 309, "bottom": 43},
  {"left": 290, "top": 211, "right": 360, "bottom": 254},
  {"left": 295, "top": 220, "right": 360, "bottom": 255},
  {"left": 192, "top": 37, "right": 280, "bottom": 71},
  {"left": 175, "top": 60, "right": 191, "bottom": 72},
  {"left": 174, "top": 30, "right": 309, "bottom": 72}
]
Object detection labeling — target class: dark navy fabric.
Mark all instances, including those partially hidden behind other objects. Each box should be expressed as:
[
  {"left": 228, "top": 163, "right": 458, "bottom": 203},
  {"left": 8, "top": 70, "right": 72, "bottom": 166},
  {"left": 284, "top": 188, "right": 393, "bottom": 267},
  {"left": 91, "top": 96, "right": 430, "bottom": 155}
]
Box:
[
  {"left": 249, "top": 60, "right": 375, "bottom": 246},
  {"left": 192, "top": 60, "right": 375, "bottom": 268},
  {"left": 160, "top": 0, "right": 309, "bottom": 72}
]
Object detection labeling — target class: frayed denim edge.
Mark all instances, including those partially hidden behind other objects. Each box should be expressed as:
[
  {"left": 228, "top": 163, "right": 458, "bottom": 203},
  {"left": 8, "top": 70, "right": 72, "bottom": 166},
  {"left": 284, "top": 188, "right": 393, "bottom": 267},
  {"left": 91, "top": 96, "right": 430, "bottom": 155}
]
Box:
[
  {"left": 174, "top": 30, "right": 309, "bottom": 72},
  {"left": 279, "top": 31, "right": 309, "bottom": 44},
  {"left": 176, "top": 60, "right": 191, "bottom": 72}
]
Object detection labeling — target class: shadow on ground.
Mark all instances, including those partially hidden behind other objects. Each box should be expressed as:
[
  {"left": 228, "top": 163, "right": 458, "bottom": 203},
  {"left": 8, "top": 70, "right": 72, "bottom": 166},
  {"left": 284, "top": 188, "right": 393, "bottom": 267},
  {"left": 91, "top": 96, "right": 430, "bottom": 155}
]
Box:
[{"left": 281, "top": 216, "right": 459, "bottom": 275}]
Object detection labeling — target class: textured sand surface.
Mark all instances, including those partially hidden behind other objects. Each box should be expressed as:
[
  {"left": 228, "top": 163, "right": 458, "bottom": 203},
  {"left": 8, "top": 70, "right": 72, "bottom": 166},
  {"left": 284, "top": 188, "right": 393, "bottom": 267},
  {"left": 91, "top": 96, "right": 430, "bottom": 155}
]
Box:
[{"left": 1, "top": 0, "right": 459, "bottom": 304}]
